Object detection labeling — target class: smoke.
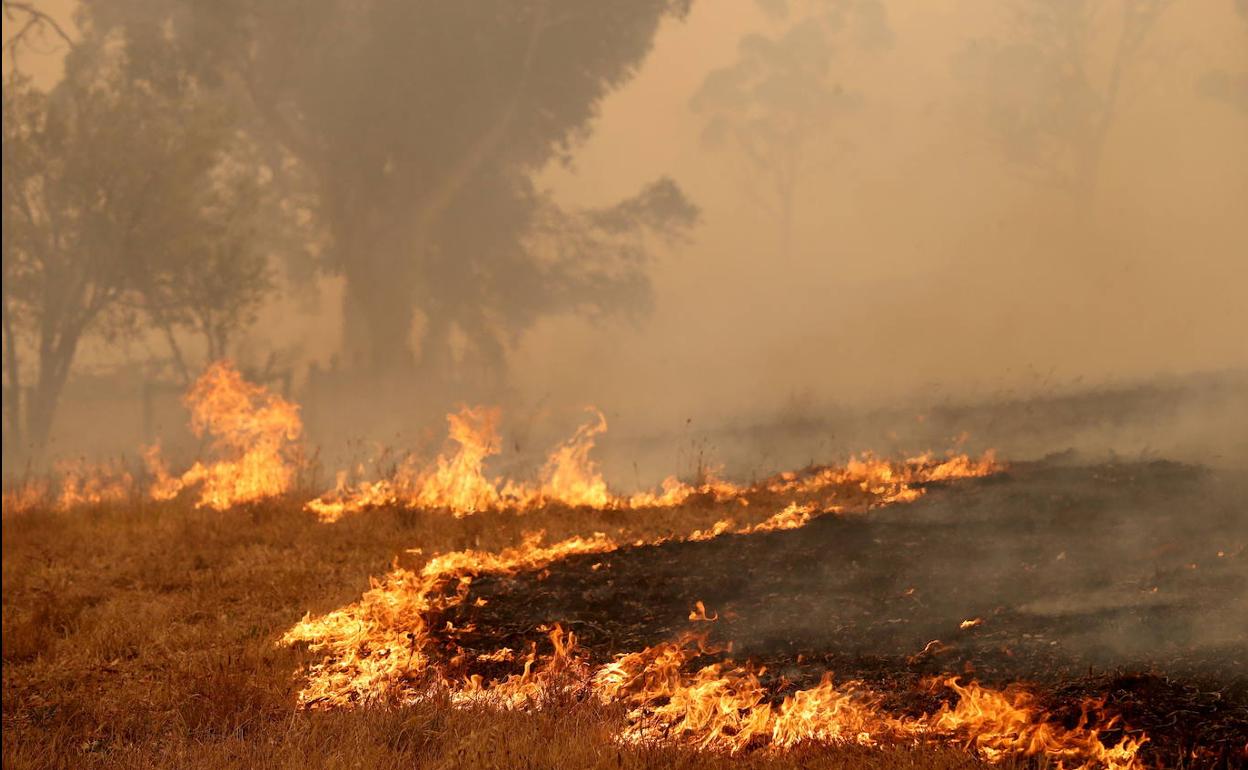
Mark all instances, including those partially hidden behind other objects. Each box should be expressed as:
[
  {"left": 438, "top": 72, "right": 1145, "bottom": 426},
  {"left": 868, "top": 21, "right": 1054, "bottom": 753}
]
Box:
[
  {"left": 4, "top": 0, "right": 1246, "bottom": 476},
  {"left": 511, "top": 1, "right": 1248, "bottom": 434}
]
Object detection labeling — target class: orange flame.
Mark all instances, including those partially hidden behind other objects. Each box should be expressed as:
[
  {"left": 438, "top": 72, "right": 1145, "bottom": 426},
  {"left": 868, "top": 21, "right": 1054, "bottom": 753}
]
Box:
[
  {"left": 309, "top": 404, "right": 999, "bottom": 522},
  {"left": 741, "top": 501, "right": 819, "bottom": 533},
  {"left": 528, "top": 408, "right": 612, "bottom": 508},
  {"left": 280, "top": 440, "right": 1147, "bottom": 770},
  {"left": 1, "top": 478, "right": 49, "bottom": 515},
  {"left": 1, "top": 460, "right": 135, "bottom": 514},
  {"left": 593, "top": 632, "right": 911, "bottom": 751},
  {"left": 286, "top": 450, "right": 1005, "bottom": 707},
  {"left": 281, "top": 530, "right": 618, "bottom": 706},
  {"left": 410, "top": 406, "right": 504, "bottom": 516},
  {"left": 145, "top": 361, "right": 302, "bottom": 510},
  {"left": 930, "top": 678, "right": 1145, "bottom": 769},
  {"left": 53, "top": 458, "right": 134, "bottom": 510}
]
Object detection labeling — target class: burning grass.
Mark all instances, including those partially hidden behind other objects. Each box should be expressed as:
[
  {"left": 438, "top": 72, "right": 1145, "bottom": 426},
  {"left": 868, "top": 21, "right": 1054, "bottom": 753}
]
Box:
[
  {"left": 4, "top": 489, "right": 1009, "bottom": 770},
  {"left": 4, "top": 361, "right": 1245, "bottom": 769}
]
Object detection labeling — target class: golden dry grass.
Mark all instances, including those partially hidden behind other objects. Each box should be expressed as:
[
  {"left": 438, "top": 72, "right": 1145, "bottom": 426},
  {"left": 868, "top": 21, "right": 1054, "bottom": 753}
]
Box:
[{"left": 2, "top": 497, "right": 1004, "bottom": 769}]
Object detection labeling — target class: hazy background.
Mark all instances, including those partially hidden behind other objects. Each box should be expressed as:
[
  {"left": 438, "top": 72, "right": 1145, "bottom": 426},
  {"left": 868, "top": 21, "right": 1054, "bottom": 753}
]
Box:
[{"left": 3, "top": 0, "right": 1246, "bottom": 483}]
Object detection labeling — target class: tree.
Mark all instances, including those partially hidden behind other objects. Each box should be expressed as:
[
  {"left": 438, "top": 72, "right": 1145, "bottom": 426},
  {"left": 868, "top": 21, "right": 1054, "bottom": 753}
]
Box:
[
  {"left": 89, "top": 0, "right": 699, "bottom": 385},
  {"left": 690, "top": 0, "right": 889, "bottom": 260},
  {"left": 416, "top": 176, "right": 698, "bottom": 391},
  {"left": 2, "top": 22, "right": 276, "bottom": 455},
  {"left": 134, "top": 151, "right": 277, "bottom": 382},
  {"left": 1, "top": 1, "right": 75, "bottom": 455},
  {"left": 954, "top": 0, "right": 1172, "bottom": 205},
  {"left": 2, "top": 1, "right": 73, "bottom": 71}
]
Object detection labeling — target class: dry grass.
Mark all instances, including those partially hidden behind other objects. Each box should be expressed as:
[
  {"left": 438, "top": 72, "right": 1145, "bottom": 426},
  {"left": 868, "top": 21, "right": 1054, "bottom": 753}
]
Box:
[{"left": 2, "top": 497, "right": 1003, "bottom": 769}]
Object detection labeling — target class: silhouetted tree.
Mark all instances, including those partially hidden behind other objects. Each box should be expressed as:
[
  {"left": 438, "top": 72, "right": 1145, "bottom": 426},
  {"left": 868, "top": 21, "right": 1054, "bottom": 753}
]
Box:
[
  {"left": 2, "top": 24, "right": 276, "bottom": 454},
  {"left": 955, "top": 0, "right": 1172, "bottom": 204},
  {"left": 691, "top": 0, "right": 888, "bottom": 259},
  {"left": 426, "top": 177, "right": 699, "bottom": 382},
  {"left": 90, "top": 0, "right": 699, "bottom": 386},
  {"left": 134, "top": 148, "right": 278, "bottom": 383}
]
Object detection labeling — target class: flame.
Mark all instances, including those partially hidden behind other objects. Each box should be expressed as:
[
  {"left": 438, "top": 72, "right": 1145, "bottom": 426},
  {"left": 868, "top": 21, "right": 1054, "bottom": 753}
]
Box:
[
  {"left": 142, "top": 443, "right": 183, "bottom": 502},
  {"left": 741, "top": 501, "right": 819, "bottom": 533},
  {"left": 593, "top": 632, "right": 912, "bottom": 752},
  {"left": 308, "top": 406, "right": 619, "bottom": 518},
  {"left": 0, "top": 372, "right": 1137, "bottom": 767},
  {"left": 528, "top": 408, "right": 612, "bottom": 508},
  {"left": 304, "top": 471, "right": 397, "bottom": 522},
  {"left": 1, "top": 460, "right": 135, "bottom": 514},
  {"left": 626, "top": 471, "right": 744, "bottom": 509},
  {"left": 308, "top": 404, "right": 999, "bottom": 522},
  {"left": 144, "top": 361, "right": 302, "bottom": 510},
  {"left": 688, "top": 600, "right": 718, "bottom": 622},
  {"left": 915, "top": 451, "right": 1001, "bottom": 482},
  {"left": 590, "top": 634, "right": 1143, "bottom": 765},
  {"left": 688, "top": 518, "right": 736, "bottom": 541},
  {"left": 280, "top": 438, "right": 1146, "bottom": 770},
  {"left": 1, "top": 478, "right": 49, "bottom": 515},
  {"left": 287, "top": 446, "right": 1005, "bottom": 709},
  {"left": 930, "top": 678, "right": 1145, "bottom": 769},
  {"left": 456, "top": 625, "right": 590, "bottom": 708},
  {"left": 410, "top": 406, "right": 503, "bottom": 516},
  {"left": 53, "top": 459, "right": 134, "bottom": 510},
  {"left": 761, "top": 450, "right": 999, "bottom": 510},
  {"left": 307, "top": 406, "right": 510, "bottom": 522},
  {"left": 281, "top": 530, "right": 619, "bottom": 707}
]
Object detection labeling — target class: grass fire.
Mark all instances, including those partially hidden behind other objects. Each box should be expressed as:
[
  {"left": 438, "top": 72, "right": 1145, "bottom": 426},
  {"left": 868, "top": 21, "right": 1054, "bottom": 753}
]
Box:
[
  {"left": 3, "top": 2, "right": 1246, "bottom": 769},
  {"left": 5, "top": 364, "right": 1246, "bottom": 769}
]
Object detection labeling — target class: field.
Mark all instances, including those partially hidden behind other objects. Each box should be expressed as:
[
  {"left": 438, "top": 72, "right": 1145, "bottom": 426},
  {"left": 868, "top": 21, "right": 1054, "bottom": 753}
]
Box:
[
  {"left": 4, "top": 370, "right": 1248, "bottom": 769},
  {"left": 5, "top": 486, "right": 1004, "bottom": 770},
  {"left": 4, "top": 456, "right": 1246, "bottom": 769}
]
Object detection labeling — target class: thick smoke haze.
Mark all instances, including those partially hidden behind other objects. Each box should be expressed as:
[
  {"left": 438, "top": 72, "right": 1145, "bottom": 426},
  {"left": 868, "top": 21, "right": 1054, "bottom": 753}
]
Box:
[
  {"left": 3, "top": 0, "right": 1246, "bottom": 480},
  {"left": 518, "top": 1, "right": 1248, "bottom": 417}
]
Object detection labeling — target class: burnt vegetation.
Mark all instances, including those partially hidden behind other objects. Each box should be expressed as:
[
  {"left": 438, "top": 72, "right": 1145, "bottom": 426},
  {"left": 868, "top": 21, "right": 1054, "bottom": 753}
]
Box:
[{"left": 438, "top": 462, "right": 1247, "bottom": 768}]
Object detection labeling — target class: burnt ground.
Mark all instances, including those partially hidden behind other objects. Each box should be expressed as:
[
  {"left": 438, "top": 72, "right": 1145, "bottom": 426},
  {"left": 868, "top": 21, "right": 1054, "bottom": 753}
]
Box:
[{"left": 435, "top": 460, "right": 1248, "bottom": 768}]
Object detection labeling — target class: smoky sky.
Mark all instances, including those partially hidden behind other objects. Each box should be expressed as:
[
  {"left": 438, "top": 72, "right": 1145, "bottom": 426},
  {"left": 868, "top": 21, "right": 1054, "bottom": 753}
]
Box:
[
  {"left": 510, "top": 1, "right": 1248, "bottom": 430},
  {"left": 6, "top": 0, "right": 1247, "bottom": 465}
]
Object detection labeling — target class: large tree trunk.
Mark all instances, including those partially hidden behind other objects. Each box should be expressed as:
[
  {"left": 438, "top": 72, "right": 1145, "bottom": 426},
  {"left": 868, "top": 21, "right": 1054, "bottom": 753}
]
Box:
[
  {"left": 1, "top": 296, "right": 23, "bottom": 457},
  {"left": 25, "top": 329, "right": 80, "bottom": 456},
  {"left": 341, "top": 254, "right": 416, "bottom": 376},
  {"left": 333, "top": 5, "right": 549, "bottom": 382}
]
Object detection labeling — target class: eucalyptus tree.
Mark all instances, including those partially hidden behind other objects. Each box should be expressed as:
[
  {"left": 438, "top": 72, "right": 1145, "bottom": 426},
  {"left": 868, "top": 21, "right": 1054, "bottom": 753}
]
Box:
[{"left": 91, "top": 0, "right": 700, "bottom": 386}]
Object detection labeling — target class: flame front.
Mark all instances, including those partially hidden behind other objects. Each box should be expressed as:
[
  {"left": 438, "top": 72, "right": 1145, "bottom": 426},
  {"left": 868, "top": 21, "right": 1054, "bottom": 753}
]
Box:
[
  {"left": 593, "top": 632, "right": 911, "bottom": 751},
  {"left": 280, "top": 443, "right": 1143, "bottom": 769},
  {"left": 930, "top": 678, "right": 1145, "bottom": 769},
  {"left": 307, "top": 406, "right": 998, "bottom": 522},
  {"left": 282, "top": 510, "right": 1143, "bottom": 769},
  {"left": 2, "top": 459, "right": 134, "bottom": 513},
  {"left": 0, "top": 368, "right": 1143, "bottom": 768}
]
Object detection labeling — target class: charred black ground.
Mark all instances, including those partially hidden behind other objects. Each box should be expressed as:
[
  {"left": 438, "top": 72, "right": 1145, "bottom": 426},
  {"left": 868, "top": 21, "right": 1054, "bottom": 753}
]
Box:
[{"left": 435, "top": 460, "right": 1248, "bottom": 769}]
